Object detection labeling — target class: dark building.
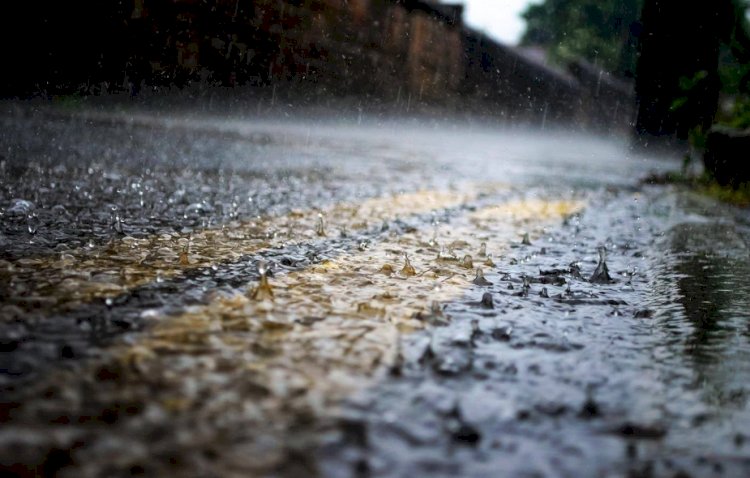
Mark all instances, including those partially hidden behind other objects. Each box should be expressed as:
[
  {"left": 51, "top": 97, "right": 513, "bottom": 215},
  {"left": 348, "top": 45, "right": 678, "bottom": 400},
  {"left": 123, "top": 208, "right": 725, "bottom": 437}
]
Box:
[{"left": 2, "top": 0, "right": 634, "bottom": 132}]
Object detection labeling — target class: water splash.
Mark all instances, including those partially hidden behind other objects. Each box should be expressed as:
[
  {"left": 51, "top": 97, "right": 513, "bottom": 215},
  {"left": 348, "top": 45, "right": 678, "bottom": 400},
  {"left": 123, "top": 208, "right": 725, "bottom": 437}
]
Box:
[
  {"left": 480, "top": 292, "right": 494, "bottom": 308},
  {"left": 415, "top": 300, "right": 448, "bottom": 325},
  {"left": 26, "top": 213, "right": 39, "bottom": 234},
  {"left": 521, "top": 274, "right": 531, "bottom": 297},
  {"left": 472, "top": 268, "right": 493, "bottom": 286},
  {"left": 400, "top": 253, "right": 416, "bottom": 277},
  {"left": 178, "top": 244, "right": 190, "bottom": 265},
  {"left": 249, "top": 260, "right": 274, "bottom": 301},
  {"left": 315, "top": 213, "right": 326, "bottom": 237},
  {"left": 589, "top": 246, "right": 613, "bottom": 284}
]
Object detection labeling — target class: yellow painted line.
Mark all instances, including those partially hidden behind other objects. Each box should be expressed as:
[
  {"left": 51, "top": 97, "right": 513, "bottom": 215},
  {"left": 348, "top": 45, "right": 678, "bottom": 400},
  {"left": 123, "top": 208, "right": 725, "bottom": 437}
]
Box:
[
  {"left": 1, "top": 187, "right": 487, "bottom": 314},
  {"left": 102, "top": 198, "right": 584, "bottom": 447},
  {"left": 6, "top": 195, "right": 583, "bottom": 474}
]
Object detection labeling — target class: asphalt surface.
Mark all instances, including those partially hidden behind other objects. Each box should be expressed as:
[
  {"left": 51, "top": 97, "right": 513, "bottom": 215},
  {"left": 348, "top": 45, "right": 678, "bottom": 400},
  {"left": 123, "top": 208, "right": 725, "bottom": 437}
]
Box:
[{"left": 2, "top": 101, "right": 750, "bottom": 478}]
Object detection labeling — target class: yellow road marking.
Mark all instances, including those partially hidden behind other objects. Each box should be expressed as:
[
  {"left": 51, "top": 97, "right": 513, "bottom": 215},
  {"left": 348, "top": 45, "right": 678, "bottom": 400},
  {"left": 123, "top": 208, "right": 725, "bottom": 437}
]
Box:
[
  {"left": 7, "top": 194, "right": 584, "bottom": 475},
  {"left": 1, "top": 188, "right": 482, "bottom": 314},
  {"left": 105, "top": 197, "right": 583, "bottom": 462}
]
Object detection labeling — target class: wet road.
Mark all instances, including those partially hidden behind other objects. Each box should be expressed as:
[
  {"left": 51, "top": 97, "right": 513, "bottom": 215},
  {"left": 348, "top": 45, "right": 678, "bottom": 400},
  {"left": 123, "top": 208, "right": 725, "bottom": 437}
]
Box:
[{"left": 2, "top": 102, "right": 750, "bottom": 477}]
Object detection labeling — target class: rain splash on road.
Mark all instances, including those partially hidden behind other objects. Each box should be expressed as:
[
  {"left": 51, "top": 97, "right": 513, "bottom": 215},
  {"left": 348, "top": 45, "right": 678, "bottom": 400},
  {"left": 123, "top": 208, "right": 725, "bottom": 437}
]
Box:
[{"left": 1, "top": 104, "right": 749, "bottom": 477}]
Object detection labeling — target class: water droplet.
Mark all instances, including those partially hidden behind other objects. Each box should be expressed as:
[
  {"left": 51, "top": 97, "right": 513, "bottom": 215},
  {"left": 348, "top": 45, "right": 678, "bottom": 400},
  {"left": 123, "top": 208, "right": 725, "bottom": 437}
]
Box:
[
  {"left": 429, "top": 225, "right": 439, "bottom": 247},
  {"left": 415, "top": 300, "right": 448, "bottom": 325},
  {"left": 26, "top": 213, "right": 39, "bottom": 234},
  {"left": 380, "top": 264, "right": 395, "bottom": 275},
  {"left": 249, "top": 260, "right": 274, "bottom": 301},
  {"left": 315, "top": 213, "right": 326, "bottom": 237},
  {"left": 400, "top": 253, "right": 416, "bottom": 277},
  {"left": 520, "top": 275, "right": 531, "bottom": 297},
  {"left": 480, "top": 292, "right": 494, "bottom": 308},
  {"left": 255, "top": 259, "right": 268, "bottom": 275},
  {"left": 478, "top": 242, "right": 487, "bottom": 257},
  {"left": 178, "top": 245, "right": 190, "bottom": 265},
  {"left": 472, "top": 268, "right": 493, "bottom": 286},
  {"left": 460, "top": 254, "right": 474, "bottom": 269},
  {"left": 590, "top": 246, "right": 613, "bottom": 284},
  {"left": 111, "top": 214, "right": 124, "bottom": 234},
  {"left": 7, "top": 199, "right": 34, "bottom": 216}
]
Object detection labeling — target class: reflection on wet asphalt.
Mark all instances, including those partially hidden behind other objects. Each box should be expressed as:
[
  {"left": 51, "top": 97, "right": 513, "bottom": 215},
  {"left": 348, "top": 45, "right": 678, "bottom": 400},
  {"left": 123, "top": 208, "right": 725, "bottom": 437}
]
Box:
[{"left": 2, "top": 104, "right": 750, "bottom": 477}]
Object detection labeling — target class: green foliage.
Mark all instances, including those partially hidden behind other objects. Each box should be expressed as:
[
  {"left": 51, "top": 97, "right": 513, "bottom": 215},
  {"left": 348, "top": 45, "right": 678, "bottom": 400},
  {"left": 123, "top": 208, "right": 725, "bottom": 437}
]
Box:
[
  {"left": 716, "top": 95, "right": 750, "bottom": 128},
  {"left": 670, "top": 70, "right": 710, "bottom": 114},
  {"left": 643, "top": 167, "right": 750, "bottom": 207},
  {"left": 520, "top": 0, "right": 642, "bottom": 77}
]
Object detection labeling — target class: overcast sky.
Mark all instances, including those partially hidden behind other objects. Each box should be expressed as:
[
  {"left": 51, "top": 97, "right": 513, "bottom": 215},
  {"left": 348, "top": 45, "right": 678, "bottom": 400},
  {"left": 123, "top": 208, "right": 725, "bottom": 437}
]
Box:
[{"left": 453, "top": 0, "right": 540, "bottom": 45}]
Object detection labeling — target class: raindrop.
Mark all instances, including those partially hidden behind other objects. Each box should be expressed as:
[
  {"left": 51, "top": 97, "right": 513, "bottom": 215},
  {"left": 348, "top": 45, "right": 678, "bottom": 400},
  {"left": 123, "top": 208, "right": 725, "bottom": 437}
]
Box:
[
  {"left": 27, "top": 213, "right": 39, "bottom": 234},
  {"left": 480, "top": 292, "right": 494, "bottom": 308},
  {"left": 178, "top": 244, "right": 190, "bottom": 265},
  {"left": 429, "top": 225, "right": 439, "bottom": 247},
  {"left": 249, "top": 260, "right": 274, "bottom": 300},
  {"left": 472, "top": 268, "right": 493, "bottom": 286},
  {"left": 315, "top": 213, "right": 326, "bottom": 237},
  {"left": 521, "top": 275, "right": 531, "bottom": 297},
  {"left": 415, "top": 300, "right": 448, "bottom": 325},
  {"left": 400, "top": 253, "right": 416, "bottom": 277},
  {"left": 590, "top": 246, "right": 613, "bottom": 284},
  {"left": 380, "top": 264, "right": 395, "bottom": 275},
  {"left": 478, "top": 242, "right": 487, "bottom": 258},
  {"left": 7, "top": 199, "right": 34, "bottom": 216}
]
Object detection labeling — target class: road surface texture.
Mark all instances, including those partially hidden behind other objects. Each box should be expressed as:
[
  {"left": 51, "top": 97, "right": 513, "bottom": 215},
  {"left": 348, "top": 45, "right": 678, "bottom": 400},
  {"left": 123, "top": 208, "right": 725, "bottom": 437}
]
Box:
[{"left": 2, "top": 101, "right": 750, "bottom": 478}]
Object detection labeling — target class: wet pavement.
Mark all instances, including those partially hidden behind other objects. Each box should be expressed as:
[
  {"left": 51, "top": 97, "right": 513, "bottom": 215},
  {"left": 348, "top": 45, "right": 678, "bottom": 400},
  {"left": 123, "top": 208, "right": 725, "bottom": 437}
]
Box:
[{"left": 1, "top": 101, "right": 750, "bottom": 477}]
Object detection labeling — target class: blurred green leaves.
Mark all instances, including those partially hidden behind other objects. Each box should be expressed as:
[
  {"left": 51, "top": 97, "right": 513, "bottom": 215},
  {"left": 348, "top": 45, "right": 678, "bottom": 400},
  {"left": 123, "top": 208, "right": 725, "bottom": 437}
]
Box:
[{"left": 520, "top": 0, "right": 642, "bottom": 77}]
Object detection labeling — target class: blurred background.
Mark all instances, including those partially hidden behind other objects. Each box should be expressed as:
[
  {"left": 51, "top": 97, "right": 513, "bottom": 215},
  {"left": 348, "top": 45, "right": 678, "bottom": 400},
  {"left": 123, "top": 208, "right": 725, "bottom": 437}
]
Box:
[{"left": 3, "top": 1, "right": 750, "bottom": 149}]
